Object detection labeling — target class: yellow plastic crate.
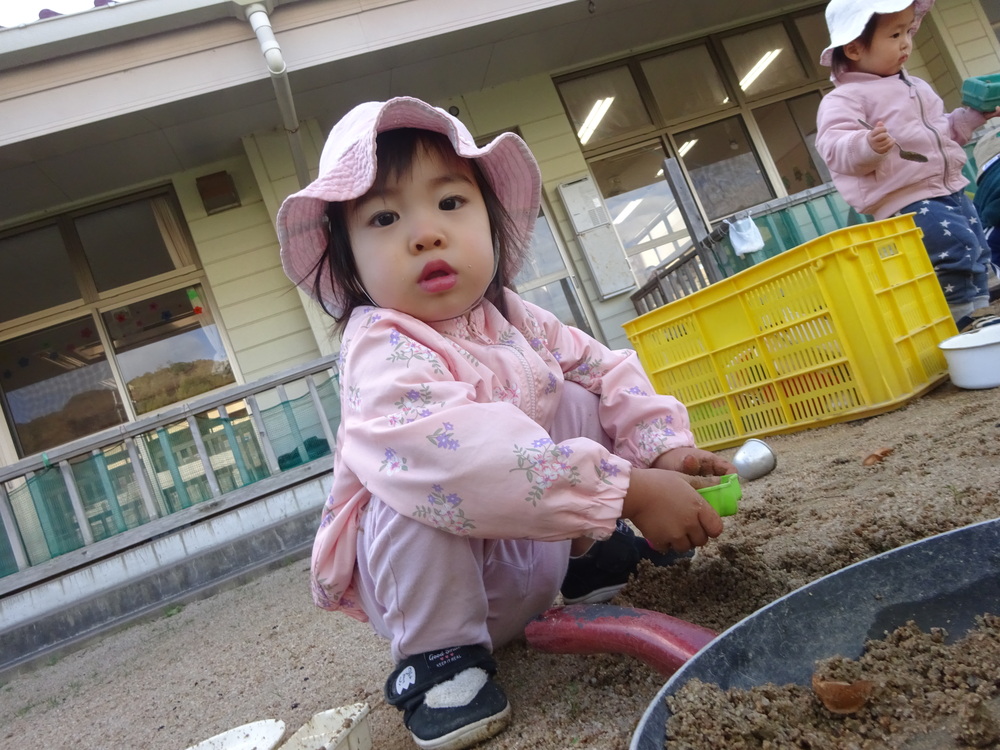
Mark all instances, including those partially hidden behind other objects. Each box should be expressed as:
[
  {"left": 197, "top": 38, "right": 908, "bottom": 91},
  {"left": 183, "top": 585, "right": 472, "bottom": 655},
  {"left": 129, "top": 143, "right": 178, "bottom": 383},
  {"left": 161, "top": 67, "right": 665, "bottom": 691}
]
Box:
[{"left": 623, "top": 215, "right": 958, "bottom": 450}]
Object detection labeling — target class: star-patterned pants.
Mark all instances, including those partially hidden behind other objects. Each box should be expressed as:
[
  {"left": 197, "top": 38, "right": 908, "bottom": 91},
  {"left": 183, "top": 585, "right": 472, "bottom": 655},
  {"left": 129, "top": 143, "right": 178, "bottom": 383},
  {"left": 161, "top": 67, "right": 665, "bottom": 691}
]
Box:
[{"left": 897, "top": 191, "right": 990, "bottom": 317}]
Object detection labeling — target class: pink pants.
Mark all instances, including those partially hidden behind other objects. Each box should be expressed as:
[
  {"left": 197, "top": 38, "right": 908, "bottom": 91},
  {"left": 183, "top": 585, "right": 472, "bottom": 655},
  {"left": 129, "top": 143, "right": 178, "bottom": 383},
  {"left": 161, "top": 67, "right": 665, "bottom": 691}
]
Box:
[{"left": 353, "top": 382, "right": 613, "bottom": 662}]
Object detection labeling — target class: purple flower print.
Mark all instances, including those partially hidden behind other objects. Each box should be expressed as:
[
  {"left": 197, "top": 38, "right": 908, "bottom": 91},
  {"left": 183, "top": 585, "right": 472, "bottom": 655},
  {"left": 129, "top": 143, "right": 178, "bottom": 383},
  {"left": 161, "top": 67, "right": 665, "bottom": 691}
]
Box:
[
  {"left": 513, "top": 441, "right": 581, "bottom": 505},
  {"left": 386, "top": 329, "right": 445, "bottom": 373},
  {"left": 595, "top": 458, "right": 622, "bottom": 485},
  {"left": 545, "top": 372, "right": 558, "bottom": 394},
  {"left": 426, "top": 423, "right": 460, "bottom": 451},
  {"left": 635, "top": 417, "right": 677, "bottom": 460},
  {"left": 416, "top": 484, "right": 475, "bottom": 533},
  {"left": 626, "top": 385, "right": 648, "bottom": 396},
  {"left": 379, "top": 447, "right": 408, "bottom": 475}
]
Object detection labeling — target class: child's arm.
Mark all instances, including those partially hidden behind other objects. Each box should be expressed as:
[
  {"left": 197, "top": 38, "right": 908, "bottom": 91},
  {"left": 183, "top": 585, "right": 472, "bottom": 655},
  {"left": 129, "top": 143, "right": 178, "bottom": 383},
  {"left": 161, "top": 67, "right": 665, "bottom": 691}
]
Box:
[
  {"left": 816, "top": 90, "right": 887, "bottom": 177},
  {"left": 512, "top": 295, "right": 698, "bottom": 465},
  {"left": 621, "top": 466, "right": 723, "bottom": 553}
]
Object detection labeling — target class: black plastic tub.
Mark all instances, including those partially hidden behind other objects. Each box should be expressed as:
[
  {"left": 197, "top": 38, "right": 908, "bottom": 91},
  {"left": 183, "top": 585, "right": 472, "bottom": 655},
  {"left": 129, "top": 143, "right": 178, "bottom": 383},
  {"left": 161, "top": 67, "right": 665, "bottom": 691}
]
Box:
[{"left": 631, "top": 517, "right": 1000, "bottom": 749}]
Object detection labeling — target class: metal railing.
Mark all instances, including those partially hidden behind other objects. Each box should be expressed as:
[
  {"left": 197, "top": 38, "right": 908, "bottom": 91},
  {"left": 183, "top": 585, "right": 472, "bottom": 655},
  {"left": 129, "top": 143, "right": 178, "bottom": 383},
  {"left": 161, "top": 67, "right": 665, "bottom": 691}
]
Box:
[
  {"left": 0, "top": 353, "right": 340, "bottom": 583},
  {"left": 631, "top": 183, "right": 865, "bottom": 315}
]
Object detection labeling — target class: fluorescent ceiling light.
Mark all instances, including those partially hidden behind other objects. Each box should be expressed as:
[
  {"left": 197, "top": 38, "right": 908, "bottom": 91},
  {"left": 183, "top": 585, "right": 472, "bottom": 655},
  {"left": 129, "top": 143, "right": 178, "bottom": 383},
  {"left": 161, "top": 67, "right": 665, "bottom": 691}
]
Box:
[
  {"left": 577, "top": 97, "right": 614, "bottom": 144},
  {"left": 678, "top": 139, "right": 698, "bottom": 157},
  {"left": 613, "top": 199, "right": 642, "bottom": 225},
  {"left": 740, "top": 49, "right": 782, "bottom": 91}
]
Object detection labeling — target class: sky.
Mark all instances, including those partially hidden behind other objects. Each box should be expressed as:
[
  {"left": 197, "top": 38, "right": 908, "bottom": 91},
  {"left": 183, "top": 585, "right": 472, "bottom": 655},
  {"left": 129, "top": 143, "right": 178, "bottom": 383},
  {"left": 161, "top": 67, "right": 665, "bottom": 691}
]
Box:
[{"left": 0, "top": 0, "right": 137, "bottom": 27}]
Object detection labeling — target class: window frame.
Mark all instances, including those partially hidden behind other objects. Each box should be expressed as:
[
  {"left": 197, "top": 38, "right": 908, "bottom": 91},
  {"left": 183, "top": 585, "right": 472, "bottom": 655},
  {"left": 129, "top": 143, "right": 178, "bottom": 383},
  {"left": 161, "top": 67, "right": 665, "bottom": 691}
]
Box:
[{"left": 0, "top": 185, "right": 236, "bottom": 459}]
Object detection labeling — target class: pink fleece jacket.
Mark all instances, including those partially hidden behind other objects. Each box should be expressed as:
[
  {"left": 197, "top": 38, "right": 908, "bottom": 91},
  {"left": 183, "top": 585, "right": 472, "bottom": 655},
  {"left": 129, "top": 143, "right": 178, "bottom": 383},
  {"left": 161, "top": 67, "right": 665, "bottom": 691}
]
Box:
[
  {"left": 816, "top": 69, "right": 986, "bottom": 219},
  {"left": 310, "top": 288, "right": 695, "bottom": 620}
]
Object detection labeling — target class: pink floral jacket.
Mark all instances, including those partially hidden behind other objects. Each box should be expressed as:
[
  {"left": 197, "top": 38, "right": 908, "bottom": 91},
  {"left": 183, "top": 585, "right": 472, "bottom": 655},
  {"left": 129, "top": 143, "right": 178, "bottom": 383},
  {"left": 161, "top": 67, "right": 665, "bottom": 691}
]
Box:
[{"left": 311, "top": 288, "right": 694, "bottom": 620}]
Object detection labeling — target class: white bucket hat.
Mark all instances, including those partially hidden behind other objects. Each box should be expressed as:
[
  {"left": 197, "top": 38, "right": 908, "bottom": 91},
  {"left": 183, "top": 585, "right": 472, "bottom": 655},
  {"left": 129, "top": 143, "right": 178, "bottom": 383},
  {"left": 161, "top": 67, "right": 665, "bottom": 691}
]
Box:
[
  {"left": 276, "top": 96, "right": 541, "bottom": 315},
  {"left": 819, "top": 0, "right": 934, "bottom": 68}
]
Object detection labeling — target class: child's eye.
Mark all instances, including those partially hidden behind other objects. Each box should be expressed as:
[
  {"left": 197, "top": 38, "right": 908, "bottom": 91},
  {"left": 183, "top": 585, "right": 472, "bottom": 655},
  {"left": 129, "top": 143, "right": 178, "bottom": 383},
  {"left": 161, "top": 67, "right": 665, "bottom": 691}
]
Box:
[
  {"left": 371, "top": 211, "right": 397, "bottom": 227},
  {"left": 439, "top": 196, "right": 466, "bottom": 211}
]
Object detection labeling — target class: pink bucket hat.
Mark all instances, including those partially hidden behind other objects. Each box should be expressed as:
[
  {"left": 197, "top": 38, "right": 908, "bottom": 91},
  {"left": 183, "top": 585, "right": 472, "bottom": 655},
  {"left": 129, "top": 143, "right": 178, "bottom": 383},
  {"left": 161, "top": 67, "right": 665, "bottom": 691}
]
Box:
[
  {"left": 819, "top": 0, "right": 934, "bottom": 67},
  {"left": 276, "top": 96, "right": 542, "bottom": 315}
]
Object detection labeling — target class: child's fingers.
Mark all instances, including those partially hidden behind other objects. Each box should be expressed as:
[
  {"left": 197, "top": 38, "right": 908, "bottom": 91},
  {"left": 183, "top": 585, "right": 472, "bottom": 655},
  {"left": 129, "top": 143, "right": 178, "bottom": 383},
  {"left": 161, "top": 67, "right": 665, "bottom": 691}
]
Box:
[
  {"left": 699, "top": 502, "right": 724, "bottom": 539},
  {"left": 683, "top": 474, "right": 721, "bottom": 490}
]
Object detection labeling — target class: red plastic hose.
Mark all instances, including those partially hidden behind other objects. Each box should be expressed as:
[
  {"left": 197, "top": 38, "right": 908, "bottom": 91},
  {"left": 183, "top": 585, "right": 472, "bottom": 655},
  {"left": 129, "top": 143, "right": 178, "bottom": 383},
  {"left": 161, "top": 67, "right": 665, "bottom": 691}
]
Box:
[{"left": 524, "top": 604, "right": 717, "bottom": 677}]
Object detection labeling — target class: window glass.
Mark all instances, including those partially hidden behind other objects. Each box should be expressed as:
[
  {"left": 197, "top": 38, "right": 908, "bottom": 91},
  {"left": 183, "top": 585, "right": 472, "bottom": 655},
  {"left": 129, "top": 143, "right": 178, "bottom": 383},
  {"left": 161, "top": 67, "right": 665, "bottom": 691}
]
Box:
[
  {"left": 641, "top": 44, "right": 730, "bottom": 121},
  {"left": 515, "top": 213, "right": 591, "bottom": 332},
  {"left": 721, "top": 22, "right": 808, "bottom": 98},
  {"left": 676, "top": 117, "right": 773, "bottom": 219},
  {"left": 794, "top": 10, "right": 831, "bottom": 73},
  {"left": 515, "top": 214, "right": 569, "bottom": 282},
  {"left": 557, "top": 66, "right": 652, "bottom": 147},
  {"left": 519, "top": 282, "right": 592, "bottom": 335},
  {"left": 754, "top": 92, "right": 831, "bottom": 193},
  {"left": 0, "top": 225, "right": 80, "bottom": 322},
  {"left": 0, "top": 317, "right": 126, "bottom": 456},
  {"left": 75, "top": 197, "right": 178, "bottom": 292},
  {"left": 101, "top": 286, "right": 235, "bottom": 415},
  {"left": 590, "top": 144, "right": 691, "bottom": 280}
]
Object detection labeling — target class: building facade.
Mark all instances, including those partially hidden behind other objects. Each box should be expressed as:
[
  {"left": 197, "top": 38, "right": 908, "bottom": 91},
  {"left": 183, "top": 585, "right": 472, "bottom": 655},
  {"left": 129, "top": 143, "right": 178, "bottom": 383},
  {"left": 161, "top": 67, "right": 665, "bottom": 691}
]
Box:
[{"left": 1, "top": 0, "right": 999, "bottom": 637}]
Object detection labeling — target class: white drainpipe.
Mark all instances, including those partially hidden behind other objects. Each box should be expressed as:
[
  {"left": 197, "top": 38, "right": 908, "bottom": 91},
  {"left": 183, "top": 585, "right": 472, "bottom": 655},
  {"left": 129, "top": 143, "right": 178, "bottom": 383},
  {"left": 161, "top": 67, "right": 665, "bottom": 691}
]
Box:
[{"left": 239, "top": 1, "right": 311, "bottom": 187}]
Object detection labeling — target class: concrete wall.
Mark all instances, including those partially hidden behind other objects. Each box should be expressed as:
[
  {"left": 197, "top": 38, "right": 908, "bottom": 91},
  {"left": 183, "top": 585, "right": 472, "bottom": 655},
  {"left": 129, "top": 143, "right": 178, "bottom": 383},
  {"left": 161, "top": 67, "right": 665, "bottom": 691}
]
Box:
[{"left": 0, "top": 468, "right": 330, "bottom": 673}]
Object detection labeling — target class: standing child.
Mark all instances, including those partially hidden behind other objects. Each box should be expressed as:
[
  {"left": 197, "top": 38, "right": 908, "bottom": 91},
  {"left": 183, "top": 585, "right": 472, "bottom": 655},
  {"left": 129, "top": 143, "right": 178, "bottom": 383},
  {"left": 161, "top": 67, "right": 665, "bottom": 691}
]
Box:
[
  {"left": 815, "top": 0, "right": 1000, "bottom": 328},
  {"left": 276, "top": 97, "right": 734, "bottom": 750}
]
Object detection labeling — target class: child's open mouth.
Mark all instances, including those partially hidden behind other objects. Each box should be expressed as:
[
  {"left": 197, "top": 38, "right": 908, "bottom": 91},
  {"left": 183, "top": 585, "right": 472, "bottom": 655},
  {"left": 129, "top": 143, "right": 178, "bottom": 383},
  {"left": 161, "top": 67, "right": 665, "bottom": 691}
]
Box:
[{"left": 418, "top": 260, "right": 458, "bottom": 293}]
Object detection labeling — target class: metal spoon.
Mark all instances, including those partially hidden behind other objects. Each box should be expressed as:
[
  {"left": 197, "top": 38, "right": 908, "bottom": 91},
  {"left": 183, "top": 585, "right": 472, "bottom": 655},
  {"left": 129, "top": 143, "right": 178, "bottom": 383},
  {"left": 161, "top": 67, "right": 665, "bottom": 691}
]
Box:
[{"left": 858, "top": 119, "right": 929, "bottom": 162}]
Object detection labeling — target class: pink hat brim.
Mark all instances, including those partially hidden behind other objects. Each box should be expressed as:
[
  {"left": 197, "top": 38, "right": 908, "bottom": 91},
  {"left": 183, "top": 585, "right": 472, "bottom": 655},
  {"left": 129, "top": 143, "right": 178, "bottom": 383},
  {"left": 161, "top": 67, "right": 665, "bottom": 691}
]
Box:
[{"left": 276, "top": 97, "right": 541, "bottom": 316}]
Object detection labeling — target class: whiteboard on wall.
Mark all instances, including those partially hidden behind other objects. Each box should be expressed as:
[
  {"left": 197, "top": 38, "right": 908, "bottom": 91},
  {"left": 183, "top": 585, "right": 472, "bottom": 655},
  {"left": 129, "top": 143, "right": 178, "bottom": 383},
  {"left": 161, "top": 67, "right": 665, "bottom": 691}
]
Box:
[
  {"left": 558, "top": 177, "right": 610, "bottom": 233},
  {"left": 576, "top": 224, "right": 636, "bottom": 300}
]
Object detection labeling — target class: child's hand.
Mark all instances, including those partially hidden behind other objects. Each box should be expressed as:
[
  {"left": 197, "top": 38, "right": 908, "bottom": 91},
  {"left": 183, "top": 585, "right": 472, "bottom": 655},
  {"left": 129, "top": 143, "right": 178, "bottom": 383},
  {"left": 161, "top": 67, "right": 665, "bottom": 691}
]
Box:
[
  {"left": 652, "top": 446, "right": 736, "bottom": 477},
  {"left": 866, "top": 121, "right": 895, "bottom": 155},
  {"left": 621, "top": 467, "right": 724, "bottom": 553},
  {"left": 985, "top": 106, "right": 1000, "bottom": 121}
]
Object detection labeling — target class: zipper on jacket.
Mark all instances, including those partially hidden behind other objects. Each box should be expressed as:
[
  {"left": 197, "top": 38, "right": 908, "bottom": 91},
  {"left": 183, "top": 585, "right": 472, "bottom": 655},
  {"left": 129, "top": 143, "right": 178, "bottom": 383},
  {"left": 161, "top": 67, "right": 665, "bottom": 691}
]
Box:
[
  {"left": 904, "top": 73, "right": 950, "bottom": 184},
  {"left": 490, "top": 342, "right": 539, "bottom": 422}
]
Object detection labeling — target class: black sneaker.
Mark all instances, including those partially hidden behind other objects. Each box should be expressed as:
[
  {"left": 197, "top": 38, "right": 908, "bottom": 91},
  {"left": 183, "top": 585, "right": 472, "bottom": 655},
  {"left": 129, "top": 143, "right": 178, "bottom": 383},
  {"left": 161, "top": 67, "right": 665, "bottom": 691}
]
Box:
[
  {"left": 560, "top": 520, "right": 693, "bottom": 605},
  {"left": 385, "top": 645, "right": 511, "bottom": 750}
]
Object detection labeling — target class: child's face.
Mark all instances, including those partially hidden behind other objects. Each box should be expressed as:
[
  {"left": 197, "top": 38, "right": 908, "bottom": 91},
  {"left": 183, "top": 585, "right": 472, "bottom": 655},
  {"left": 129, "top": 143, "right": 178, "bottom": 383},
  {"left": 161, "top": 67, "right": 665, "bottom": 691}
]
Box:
[
  {"left": 347, "top": 145, "right": 496, "bottom": 322},
  {"left": 845, "top": 5, "right": 917, "bottom": 77}
]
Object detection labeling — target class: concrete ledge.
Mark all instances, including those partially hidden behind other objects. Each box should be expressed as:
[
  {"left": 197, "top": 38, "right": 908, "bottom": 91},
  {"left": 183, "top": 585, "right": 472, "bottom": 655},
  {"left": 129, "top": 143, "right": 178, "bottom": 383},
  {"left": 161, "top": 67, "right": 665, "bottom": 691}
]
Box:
[{"left": 0, "top": 507, "right": 317, "bottom": 676}]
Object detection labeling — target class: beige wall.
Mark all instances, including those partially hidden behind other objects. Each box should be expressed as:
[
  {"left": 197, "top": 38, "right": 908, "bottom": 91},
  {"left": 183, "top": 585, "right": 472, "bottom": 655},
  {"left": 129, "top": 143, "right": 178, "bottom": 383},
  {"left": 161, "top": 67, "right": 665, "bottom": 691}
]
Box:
[
  {"left": 923, "top": 0, "right": 1000, "bottom": 108},
  {"left": 173, "top": 150, "right": 322, "bottom": 383},
  {"left": 441, "top": 75, "right": 639, "bottom": 350}
]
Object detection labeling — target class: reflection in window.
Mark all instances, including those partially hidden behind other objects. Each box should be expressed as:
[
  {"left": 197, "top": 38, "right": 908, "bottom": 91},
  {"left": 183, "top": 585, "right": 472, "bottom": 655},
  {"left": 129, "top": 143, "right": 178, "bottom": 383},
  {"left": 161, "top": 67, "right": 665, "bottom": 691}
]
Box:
[
  {"left": 0, "top": 225, "right": 81, "bottom": 323},
  {"left": 75, "top": 196, "right": 181, "bottom": 292},
  {"left": 591, "top": 145, "right": 691, "bottom": 280},
  {"left": 676, "top": 117, "right": 773, "bottom": 219},
  {"left": 514, "top": 213, "right": 591, "bottom": 334},
  {"left": 721, "top": 23, "right": 808, "bottom": 97},
  {"left": 514, "top": 212, "right": 591, "bottom": 333},
  {"left": 519, "top": 282, "right": 590, "bottom": 335},
  {"left": 641, "top": 44, "right": 731, "bottom": 121},
  {"left": 0, "top": 319, "right": 127, "bottom": 456},
  {"left": 755, "top": 93, "right": 831, "bottom": 194},
  {"left": 102, "top": 286, "right": 235, "bottom": 415},
  {"left": 794, "top": 10, "right": 831, "bottom": 74},
  {"left": 557, "top": 66, "right": 651, "bottom": 146}
]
